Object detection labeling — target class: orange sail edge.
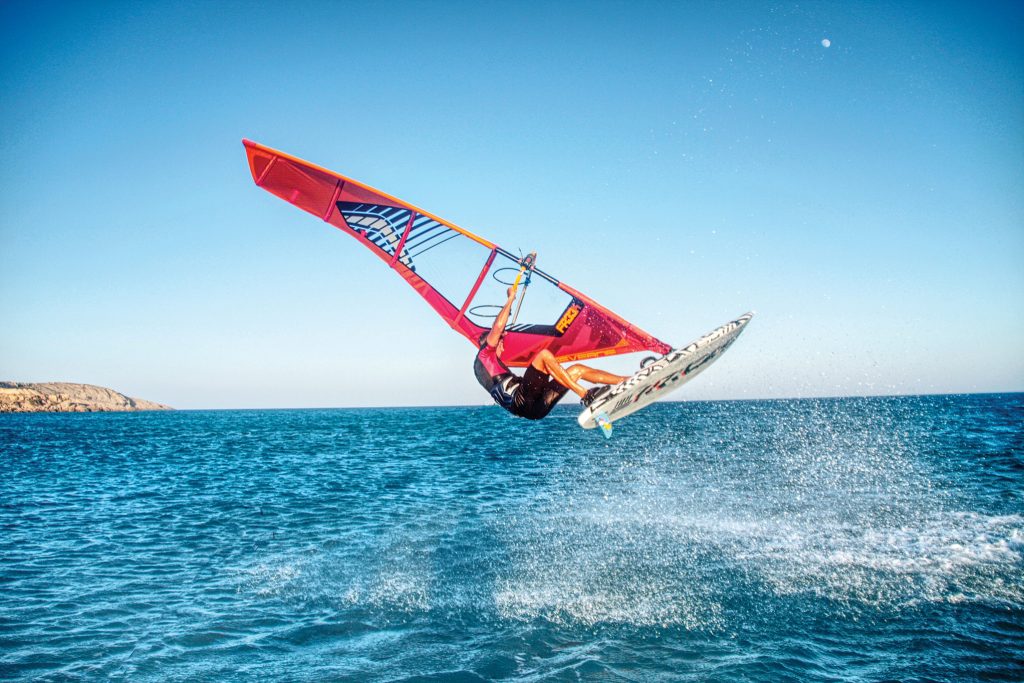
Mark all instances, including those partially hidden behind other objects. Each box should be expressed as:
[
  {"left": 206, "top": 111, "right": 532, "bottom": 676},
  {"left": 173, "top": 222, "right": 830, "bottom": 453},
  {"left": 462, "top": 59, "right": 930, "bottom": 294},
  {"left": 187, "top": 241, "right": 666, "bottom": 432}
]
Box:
[
  {"left": 242, "top": 138, "right": 672, "bottom": 367},
  {"left": 243, "top": 139, "right": 495, "bottom": 250}
]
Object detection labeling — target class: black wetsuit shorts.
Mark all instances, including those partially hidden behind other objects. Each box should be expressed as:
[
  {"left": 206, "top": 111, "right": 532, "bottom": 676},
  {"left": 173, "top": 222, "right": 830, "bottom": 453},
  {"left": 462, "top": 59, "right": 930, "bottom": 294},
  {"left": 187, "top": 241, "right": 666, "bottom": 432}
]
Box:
[{"left": 510, "top": 366, "right": 571, "bottom": 420}]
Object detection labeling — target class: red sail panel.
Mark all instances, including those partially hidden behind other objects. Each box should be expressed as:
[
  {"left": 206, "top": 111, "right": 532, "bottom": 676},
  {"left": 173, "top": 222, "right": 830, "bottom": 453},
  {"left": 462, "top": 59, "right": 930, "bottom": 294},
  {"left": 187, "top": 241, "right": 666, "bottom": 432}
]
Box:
[{"left": 243, "top": 139, "right": 670, "bottom": 366}]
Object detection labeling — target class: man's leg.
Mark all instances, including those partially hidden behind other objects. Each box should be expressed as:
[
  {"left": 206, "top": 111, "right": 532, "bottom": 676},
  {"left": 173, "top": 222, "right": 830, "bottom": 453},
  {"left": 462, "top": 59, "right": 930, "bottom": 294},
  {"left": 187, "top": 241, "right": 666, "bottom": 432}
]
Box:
[
  {"left": 530, "top": 349, "right": 588, "bottom": 397},
  {"left": 530, "top": 350, "right": 627, "bottom": 398},
  {"left": 566, "top": 364, "right": 627, "bottom": 385}
]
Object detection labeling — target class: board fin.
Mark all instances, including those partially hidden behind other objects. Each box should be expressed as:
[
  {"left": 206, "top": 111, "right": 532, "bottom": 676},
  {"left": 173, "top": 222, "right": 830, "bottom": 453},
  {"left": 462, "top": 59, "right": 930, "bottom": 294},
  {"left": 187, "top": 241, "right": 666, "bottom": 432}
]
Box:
[{"left": 595, "top": 412, "right": 614, "bottom": 439}]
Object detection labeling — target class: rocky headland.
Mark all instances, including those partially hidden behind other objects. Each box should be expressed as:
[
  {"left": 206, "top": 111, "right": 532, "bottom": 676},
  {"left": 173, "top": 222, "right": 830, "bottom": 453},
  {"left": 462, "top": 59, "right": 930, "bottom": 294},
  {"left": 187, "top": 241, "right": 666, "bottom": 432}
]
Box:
[{"left": 0, "top": 382, "right": 172, "bottom": 413}]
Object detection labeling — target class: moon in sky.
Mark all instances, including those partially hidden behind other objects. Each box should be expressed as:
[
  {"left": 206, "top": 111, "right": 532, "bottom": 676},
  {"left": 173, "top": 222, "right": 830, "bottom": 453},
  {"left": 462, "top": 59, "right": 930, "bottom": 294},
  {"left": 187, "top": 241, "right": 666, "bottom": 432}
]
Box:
[{"left": 822, "top": 38, "right": 832, "bottom": 48}]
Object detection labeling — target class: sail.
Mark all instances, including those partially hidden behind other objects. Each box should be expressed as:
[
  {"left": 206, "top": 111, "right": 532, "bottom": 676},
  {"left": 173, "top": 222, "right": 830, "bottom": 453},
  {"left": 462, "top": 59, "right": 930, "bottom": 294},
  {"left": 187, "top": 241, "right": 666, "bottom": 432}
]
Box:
[{"left": 243, "top": 140, "right": 670, "bottom": 367}]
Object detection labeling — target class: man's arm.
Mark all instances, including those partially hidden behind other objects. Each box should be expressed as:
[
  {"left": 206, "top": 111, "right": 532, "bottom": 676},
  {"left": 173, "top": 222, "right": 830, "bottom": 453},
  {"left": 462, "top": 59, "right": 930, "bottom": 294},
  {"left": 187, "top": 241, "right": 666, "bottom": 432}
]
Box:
[{"left": 484, "top": 286, "right": 518, "bottom": 348}]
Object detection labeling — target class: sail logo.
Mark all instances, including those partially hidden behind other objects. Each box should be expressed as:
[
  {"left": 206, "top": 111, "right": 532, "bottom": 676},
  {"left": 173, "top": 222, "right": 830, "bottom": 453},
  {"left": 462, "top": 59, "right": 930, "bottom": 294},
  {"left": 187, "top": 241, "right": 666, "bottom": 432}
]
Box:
[{"left": 555, "top": 302, "right": 582, "bottom": 333}]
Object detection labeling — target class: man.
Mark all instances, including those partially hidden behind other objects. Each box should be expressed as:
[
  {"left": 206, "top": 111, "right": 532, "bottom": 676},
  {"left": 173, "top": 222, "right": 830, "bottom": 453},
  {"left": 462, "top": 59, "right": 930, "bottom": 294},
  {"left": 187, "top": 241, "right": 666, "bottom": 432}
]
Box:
[{"left": 474, "top": 285, "right": 627, "bottom": 419}]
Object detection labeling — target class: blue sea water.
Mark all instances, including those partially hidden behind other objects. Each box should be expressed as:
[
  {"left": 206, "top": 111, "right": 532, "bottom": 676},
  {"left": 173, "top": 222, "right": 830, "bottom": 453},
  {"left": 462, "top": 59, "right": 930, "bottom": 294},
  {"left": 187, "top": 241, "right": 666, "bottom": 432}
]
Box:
[{"left": 1, "top": 394, "right": 1022, "bottom": 681}]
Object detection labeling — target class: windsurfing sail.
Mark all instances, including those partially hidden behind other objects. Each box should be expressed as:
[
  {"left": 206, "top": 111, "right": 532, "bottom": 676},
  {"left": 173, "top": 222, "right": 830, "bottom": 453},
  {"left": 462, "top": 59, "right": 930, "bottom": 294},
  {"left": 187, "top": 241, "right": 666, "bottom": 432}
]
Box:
[{"left": 243, "top": 139, "right": 670, "bottom": 367}]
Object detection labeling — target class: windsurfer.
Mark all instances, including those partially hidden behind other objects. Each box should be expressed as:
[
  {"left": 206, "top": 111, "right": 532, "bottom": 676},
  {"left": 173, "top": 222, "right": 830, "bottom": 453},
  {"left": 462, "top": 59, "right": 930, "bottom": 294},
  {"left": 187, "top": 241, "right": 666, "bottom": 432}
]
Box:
[{"left": 474, "top": 287, "right": 627, "bottom": 419}]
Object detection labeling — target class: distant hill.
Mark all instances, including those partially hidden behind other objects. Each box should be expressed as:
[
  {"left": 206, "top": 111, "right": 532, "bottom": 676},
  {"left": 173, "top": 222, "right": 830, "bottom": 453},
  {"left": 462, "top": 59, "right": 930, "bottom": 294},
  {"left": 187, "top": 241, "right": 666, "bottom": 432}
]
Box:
[{"left": 0, "top": 382, "right": 172, "bottom": 413}]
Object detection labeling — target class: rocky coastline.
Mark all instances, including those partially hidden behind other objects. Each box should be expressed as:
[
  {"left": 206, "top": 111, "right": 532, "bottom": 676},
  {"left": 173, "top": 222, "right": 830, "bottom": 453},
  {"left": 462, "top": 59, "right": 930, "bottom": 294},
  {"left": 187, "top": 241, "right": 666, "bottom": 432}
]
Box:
[{"left": 0, "top": 382, "right": 172, "bottom": 413}]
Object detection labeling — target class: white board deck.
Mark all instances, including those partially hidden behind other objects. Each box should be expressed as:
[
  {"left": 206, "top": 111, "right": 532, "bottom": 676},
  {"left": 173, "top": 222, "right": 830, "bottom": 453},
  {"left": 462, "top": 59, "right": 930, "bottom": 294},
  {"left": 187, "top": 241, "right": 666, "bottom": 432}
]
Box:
[{"left": 578, "top": 312, "right": 753, "bottom": 429}]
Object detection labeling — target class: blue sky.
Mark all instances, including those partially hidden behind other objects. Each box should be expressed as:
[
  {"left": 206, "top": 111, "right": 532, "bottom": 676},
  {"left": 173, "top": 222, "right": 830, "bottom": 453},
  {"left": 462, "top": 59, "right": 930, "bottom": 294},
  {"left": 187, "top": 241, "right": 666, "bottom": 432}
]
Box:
[{"left": 1, "top": 1, "right": 1022, "bottom": 409}]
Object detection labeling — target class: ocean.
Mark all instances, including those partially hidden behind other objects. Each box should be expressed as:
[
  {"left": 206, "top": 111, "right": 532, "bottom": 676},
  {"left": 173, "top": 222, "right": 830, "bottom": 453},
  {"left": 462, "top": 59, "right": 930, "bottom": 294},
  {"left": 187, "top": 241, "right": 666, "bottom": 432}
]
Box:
[{"left": 1, "top": 394, "right": 1022, "bottom": 681}]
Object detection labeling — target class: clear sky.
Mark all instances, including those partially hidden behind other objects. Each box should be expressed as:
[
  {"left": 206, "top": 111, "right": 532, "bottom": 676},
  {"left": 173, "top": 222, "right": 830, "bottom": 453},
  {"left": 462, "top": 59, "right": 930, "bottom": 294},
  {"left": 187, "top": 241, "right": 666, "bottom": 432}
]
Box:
[{"left": 1, "top": 1, "right": 1022, "bottom": 409}]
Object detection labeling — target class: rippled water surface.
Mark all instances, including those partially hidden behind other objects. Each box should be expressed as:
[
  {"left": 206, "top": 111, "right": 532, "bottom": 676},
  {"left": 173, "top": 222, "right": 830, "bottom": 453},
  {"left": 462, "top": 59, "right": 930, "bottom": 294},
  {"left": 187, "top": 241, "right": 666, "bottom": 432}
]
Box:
[{"left": 2, "top": 394, "right": 1022, "bottom": 681}]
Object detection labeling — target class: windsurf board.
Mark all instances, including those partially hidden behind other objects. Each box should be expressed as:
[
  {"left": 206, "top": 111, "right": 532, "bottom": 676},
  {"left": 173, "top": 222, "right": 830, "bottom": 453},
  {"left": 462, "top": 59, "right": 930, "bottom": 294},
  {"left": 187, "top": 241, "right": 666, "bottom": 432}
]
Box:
[{"left": 578, "top": 312, "right": 753, "bottom": 430}]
